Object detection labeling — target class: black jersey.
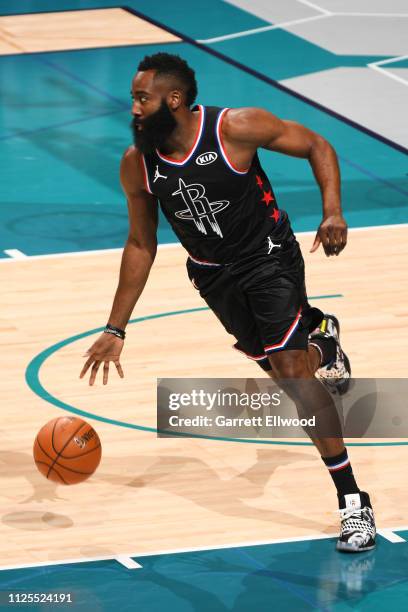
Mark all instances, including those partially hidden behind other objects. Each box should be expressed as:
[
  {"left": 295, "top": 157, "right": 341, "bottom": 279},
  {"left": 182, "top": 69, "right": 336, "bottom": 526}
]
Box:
[{"left": 141, "top": 105, "right": 288, "bottom": 265}]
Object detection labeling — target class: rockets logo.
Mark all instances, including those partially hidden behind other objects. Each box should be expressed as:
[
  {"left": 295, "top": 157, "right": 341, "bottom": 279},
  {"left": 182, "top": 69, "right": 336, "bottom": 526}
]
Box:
[{"left": 172, "top": 178, "right": 229, "bottom": 237}]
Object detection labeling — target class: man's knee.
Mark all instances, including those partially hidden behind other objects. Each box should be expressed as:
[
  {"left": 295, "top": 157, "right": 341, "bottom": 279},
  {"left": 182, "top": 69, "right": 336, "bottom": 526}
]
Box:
[{"left": 268, "top": 349, "right": 312, "bottom": 379}]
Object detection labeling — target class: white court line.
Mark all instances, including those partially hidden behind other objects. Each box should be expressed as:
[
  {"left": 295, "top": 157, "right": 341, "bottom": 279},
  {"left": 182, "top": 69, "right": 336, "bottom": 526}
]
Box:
[
  {"left": 197, "top": 14, "right": 328, "bottom": 44},
  {"left": 296, "top": 0, "right": 332, "bottom": 16},
  {"left": 368, "top": 54, "right": 408, "bottom": 88},
  {"left": 116, "top": 555, "right": 143, "bottom": 569},
  {"left": 0, "top": 533, "right": 339, "bottom": 571},
  {"left": 0, "top": 554, "right": 124, "bottom": 572},
  {"left": 369, "top": 65, "right": 408, "bottom": 88},
  {"left": 371, "top": 54, "right": 408, "bottom": 68},
  {"left": 377, "top": 529, "right": 406, "bottom": 543},
  {"left": 198, "top": 8, "right": 408, "bottom": 45},
  {"left": 0, "top": 224, "right": 407, "bottom": 263},
  {"left": 1, "top": 525, "right": 407, "bottom": 571},
  {"left": 336, "top": 12, "right": 408, "bottom": 18},
  {"left": 0, "top": 241, "right": 181, "bottom": 263},
  {"left": 3, "top": 249, "right": 28, "bottom": 259}
]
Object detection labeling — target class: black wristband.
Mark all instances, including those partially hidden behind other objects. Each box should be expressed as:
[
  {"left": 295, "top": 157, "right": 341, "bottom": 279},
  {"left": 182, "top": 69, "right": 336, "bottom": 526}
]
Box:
[{"left": 104, "top": 323, "right": 126, "bottom": 340}]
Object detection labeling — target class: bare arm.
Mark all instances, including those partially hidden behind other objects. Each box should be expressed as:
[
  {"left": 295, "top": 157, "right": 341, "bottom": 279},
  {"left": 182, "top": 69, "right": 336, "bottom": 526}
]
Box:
[
  {"left": 80, "top": 146, "right": 158, "bottom": 385},
  {"left": 223, "top": 107, "right": 347, "bottom": 256},
  {"left": 108, "top": 147, "right": 158, "bottom": 329}
]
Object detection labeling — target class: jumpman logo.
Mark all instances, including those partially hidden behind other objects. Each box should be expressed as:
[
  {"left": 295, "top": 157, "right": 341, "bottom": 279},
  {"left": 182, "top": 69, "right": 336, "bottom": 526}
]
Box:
[
  {"left": 267, "top": 236, "right": 281, "bottom": 254},
  {"left": 172, "top": 178, "right": 229, "bottom": 237},
  {"left": 153, "top": 165, "right": 168, "bottom": 183}
]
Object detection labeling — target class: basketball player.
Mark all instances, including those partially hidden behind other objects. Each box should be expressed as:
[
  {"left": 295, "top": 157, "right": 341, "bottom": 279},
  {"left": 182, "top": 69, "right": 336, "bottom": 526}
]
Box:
[{"left": 80, "top": 53, "right": 376, "bottom": 552}]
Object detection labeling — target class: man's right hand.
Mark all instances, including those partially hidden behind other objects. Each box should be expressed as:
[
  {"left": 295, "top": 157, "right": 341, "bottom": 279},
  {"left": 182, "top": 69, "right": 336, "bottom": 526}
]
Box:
[
  {"left": 79, "top": 147, "right": 158, "bottom": 387},
  {"left": 79, "top": 333, "right": 124, "bottom": 386}
]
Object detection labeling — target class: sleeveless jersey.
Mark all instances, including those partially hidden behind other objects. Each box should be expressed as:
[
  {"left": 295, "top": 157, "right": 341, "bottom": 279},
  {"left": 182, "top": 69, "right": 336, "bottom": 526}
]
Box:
[{"left": 141, "top": 105, "right": 288, "bottom": 265}]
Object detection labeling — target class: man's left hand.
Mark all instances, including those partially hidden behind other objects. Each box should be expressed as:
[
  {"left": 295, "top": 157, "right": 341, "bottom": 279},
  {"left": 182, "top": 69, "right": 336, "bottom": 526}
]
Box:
[{"left": 310, "top": 215, "right": 348, "bottom": 256}]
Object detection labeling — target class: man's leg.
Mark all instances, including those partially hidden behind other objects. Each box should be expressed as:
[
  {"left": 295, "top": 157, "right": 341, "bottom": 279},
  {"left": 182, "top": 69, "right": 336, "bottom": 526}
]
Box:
[
  {"left": 186, "top": 255, "right": 375, "bottom": 552},
  {"left": 308, "top": 343, "right": 322, "bottom": 374},
  {"left": 267, "top": 348, "right": 344, "bottom": 457},
  {"left": 267, "top": 348, "right": 376, "bottom": 553}
]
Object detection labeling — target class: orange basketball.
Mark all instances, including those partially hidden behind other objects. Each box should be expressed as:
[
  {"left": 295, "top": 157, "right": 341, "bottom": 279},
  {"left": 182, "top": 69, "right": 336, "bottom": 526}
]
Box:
[{"left": 33, "top": 416, "right": 102, "bottom": 485}]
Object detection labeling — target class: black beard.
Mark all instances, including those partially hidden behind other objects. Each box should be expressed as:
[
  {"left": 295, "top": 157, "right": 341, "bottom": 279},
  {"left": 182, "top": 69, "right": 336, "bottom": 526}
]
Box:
[{"left": 131, "top": 100, "right": 177, "bottom": 154}]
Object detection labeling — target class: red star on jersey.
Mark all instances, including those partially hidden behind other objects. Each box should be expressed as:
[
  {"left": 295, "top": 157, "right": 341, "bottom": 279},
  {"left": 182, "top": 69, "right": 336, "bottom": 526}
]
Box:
[
  {"left": 256, "top": 175, "right": 263, "bottom": 188},
  {"left": 270, "top": 208, "right": 280, "bottom": 223},
  {"left": 261, "top": 190, "right": 274, "bottom": 206}
]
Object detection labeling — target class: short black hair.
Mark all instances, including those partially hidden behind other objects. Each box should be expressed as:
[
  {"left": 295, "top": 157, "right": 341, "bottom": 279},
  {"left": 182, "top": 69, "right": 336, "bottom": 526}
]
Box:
[{"left": 137, "top": 52, "right": 198, "bottom": 107}]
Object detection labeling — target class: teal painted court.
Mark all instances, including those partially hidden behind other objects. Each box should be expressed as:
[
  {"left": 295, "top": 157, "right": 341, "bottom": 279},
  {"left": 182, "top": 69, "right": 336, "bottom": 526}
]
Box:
[
  {"left": 2, "top": 533, "right": 408, "bottom": 611},
  {"left": 0, "top": 0, "right": 407, "bottom": 258},
  {"left": 1, "top": 0, "right": 407, "bottom": 609}
]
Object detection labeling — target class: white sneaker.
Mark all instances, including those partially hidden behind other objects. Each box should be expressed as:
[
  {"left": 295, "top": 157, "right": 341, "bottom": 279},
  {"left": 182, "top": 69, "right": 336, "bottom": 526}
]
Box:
[
  {"left": 336, "top": 492, "right": 376, "bottom": 553},
  {"left": 309, "top": 314, "right": 351, "bottom": 395}
]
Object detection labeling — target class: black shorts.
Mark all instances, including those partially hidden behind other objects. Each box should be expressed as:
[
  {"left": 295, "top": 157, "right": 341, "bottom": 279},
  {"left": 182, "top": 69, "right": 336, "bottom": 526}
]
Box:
[{"left": 186, "top": 224, "right": 323, "bottom": 371}]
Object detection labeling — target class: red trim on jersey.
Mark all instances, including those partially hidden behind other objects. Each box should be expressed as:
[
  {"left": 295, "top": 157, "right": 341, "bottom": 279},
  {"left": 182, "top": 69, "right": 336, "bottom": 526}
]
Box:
[
  {"left": 156, "top": 105, "right": 204, "bottom": 164},
  {"left": 217, "top": 108, "right": 250, "bottom": 174},
  {"left": 188, "top": 254, "right": 222, "bottom": 267},
  {"left": 264, "top": 308, "right": 302, "bottom": 352},
  {"left": 233, "top": 344, "right": 267, "bottom": 362},
  {"left": 140, "top": 154, "right": 153, "bottom": 194}
]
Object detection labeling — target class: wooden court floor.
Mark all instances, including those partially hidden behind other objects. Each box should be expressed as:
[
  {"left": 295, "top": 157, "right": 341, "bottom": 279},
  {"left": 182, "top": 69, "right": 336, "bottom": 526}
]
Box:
[{"left": 1, "top": 225, "right": 407, "bottom": 566}]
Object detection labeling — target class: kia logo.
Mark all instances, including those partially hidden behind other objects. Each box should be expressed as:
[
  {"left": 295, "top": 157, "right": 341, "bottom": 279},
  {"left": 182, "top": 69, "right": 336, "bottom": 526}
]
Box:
[{"left": 196, "top": 152, "right": 218, "bottom": 166}]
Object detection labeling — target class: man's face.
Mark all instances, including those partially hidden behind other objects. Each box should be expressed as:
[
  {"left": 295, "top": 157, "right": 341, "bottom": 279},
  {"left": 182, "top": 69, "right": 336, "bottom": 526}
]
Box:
[{"left": 130, "top": 70, "right": 177, "bottom": 154}]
